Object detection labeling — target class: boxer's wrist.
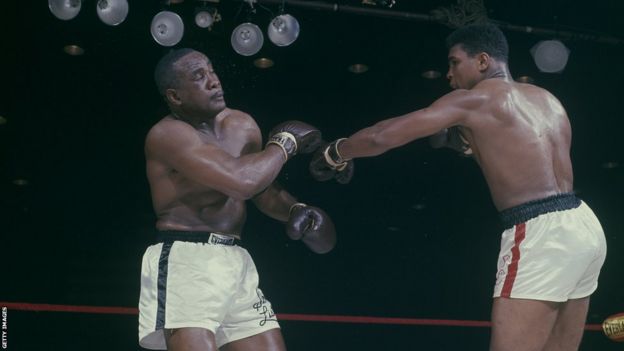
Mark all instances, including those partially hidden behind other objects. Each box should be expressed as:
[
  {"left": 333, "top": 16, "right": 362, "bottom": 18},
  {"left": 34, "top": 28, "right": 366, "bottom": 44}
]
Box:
[
  {"left": 323, "top": 138, "right": 350, "bottom": 169},
  {"left": 266, "top": 132, "right": 297, "bottom": 161},
  {"left": 289, "top": 202, "right": 307, "bottom": 217},
  {"left": 330, "top": 138, "right": 350, "bottom": 163}
]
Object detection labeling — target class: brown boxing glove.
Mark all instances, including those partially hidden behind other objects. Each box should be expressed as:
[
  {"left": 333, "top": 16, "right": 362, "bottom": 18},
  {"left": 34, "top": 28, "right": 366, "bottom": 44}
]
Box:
[
  {"left": 266, "top": 120, "right": 322, "bottom": 160},
  {"left": 286, "top": 203, "right": 336, "bottom": 254},
  {"left": 309, "top": 139, "right": 354, "bottom": 184}
]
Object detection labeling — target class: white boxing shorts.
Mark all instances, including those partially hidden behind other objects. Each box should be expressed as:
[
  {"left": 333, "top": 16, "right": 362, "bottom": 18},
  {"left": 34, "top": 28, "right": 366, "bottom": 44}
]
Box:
[
  {"left": 138, "top": 231, "right": 280, "bottom": 350},
  {"left": 493, "top": 193, "right": 607, "bottom": 302}
]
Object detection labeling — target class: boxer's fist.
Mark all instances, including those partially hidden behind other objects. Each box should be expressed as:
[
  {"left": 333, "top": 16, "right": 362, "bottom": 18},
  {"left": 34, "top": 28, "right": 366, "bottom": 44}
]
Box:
[
  {"left": 286, "top": 203, "right": 336, "bottom": 254},
  {"left": 429, "top": 127, "right": 472, "bottom": 156},
  {"left": 309, "top": 139, "right": 354, "bottom": 184},
  {"left": 267, "top": 121, "right": 322, "bottom": 160}
]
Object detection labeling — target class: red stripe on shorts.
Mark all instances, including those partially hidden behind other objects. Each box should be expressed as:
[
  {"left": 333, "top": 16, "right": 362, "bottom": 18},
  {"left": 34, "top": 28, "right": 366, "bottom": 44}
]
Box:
[{"left": 501, "top": 222, "right": 526, "bottom": 297}]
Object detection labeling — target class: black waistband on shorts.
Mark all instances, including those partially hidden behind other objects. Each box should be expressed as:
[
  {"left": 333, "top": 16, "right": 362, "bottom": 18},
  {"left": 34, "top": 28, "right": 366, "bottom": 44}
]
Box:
[
  {"left": 156, "top": 230, "right": 240, "bottom": 246},
  {"left": 498, "top": 193, "right": 581, "bottom": 229}
]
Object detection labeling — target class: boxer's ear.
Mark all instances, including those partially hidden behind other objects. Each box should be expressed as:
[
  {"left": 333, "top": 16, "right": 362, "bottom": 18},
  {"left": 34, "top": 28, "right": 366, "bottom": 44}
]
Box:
[
  {"left": 477, "top": 52, "right": 491, "bottom": 72},
  {"left": 165, "top": 88, "right": 181, "bottom": 106}
]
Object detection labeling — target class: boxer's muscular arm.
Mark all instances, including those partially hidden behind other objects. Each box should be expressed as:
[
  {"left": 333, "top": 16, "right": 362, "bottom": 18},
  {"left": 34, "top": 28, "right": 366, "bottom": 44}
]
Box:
[
  {"left": 338, "top": 89, "right": 485, "bottom": 159},
  {"left": 146, "top": 119, "right": 285, "bottom": 200},
  {"left": 252, "top": 182, "right": 297, "bottom": 222}
]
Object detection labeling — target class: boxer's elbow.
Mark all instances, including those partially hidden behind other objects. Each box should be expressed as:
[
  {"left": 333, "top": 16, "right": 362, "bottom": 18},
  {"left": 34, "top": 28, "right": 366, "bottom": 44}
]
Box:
[
  {"left": 232, "top": 185, "right": 257, "bottom": 200},
  {"left": 230, "top": 170, "right": 275, "bottom": 200},
  {"left": 231, "top": 179, "right": 264, "bottom": 200}
]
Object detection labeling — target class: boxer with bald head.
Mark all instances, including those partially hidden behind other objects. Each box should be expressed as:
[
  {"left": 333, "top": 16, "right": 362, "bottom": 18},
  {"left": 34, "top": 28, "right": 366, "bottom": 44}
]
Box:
[
  {"left": 138, "top": 48, "right": 336, "bottom": 351},
  {"left": 311, "top": 24, "right": 607, "bottom": 350}
]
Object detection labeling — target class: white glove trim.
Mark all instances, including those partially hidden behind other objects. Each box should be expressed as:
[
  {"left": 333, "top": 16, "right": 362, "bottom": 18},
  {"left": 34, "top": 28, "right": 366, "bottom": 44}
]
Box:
[
  {"left": 266, "top": 131, "right": 297, "bottom": 161},
  {"left": 289, "top": 202, "right": 307, "bottom": 217}
]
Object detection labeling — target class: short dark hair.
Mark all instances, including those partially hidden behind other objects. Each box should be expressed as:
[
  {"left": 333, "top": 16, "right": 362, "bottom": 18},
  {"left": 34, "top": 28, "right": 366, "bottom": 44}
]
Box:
[
  {"left": 154, "top": 48, "right": 209, "bottom": 96},
  {"left": 445, "top": 23, "right": 509, "bottom": 63}
]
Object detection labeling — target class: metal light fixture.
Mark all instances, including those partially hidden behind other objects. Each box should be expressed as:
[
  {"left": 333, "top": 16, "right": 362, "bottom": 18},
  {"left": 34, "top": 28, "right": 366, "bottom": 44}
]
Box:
[
  {"left": 64, "top": 44, "right": 85, "bottom": 56},
  {"left": 230, "top": 0, "right": 264, "bottom": 56},
  {"left": 12, "top": 179, "right": 29, "bottom": 187},
  {"left": 254, "top": 57, "right": 274, "bottom": 68},
  {"left": 151, "top": 11, "right": 185, "bottom": 47},
  {"left": 267, "top": 14, "right": 300, "bottom": 47},
  {"left": 421, "top": 70, "right": 441, "bottom": 79},
  {"left": 602, "top": 161, "right": 620, "bottom": 169},
  {"left": 96, "top": 0, "right": 129, "bottom": 26},
  {"left": 231, "top": 22, "right": 264, "bottom": 56},
  {"left": 516, "top": 75, "right": 534, "bottom": 84},
  {"left": 195, "top": 10, "right": 214, "bottom": 28},
  {"left": 531, "top": 40, "right": 570, "bottom": 73},
  {"left": 348, "top": 63, "right": 369, "bottom": 74},
  {"left": 194, "top": 1, "right": 220, "bottom": 29},
  {"left": 49, "top": 0, "right": 82, "bottom": 20}
]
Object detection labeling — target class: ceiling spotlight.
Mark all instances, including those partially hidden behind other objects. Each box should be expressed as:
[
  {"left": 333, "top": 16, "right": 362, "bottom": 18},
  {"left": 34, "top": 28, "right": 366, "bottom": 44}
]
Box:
[
  {"left": 13, "top": 179, "right": 29, "bottom": 187},
  {"left": 348, "top": 63, "right": 369, "bottom": 74},
  {"left": 96, "top": 0, "right": 128, "bottom": 26},
  {"left": 267, "top": 14, "right": 300, "bottom": 47},
  {"left": 516, "top": 75, "right": 534, "bottom": 84},
  {"left": 151, "top": 11, "right": 184, "bottom": 47},
  {"left": 231, "top": 23, "right": 264, "bottom": 56},
  {"left": 421, "top": 70, "right": 441, "bottom": 79},
  {"left": 254, "top": 57, "right": 274, "bottom": 69},
  {"left": 412, "top": 203, "right": 426, "bottom": 210},
  {"left": 49, "top": 0, "right": 82, "bottom": 20},
  {"left": 64, "top": 44, "right": 85, "bottom": 56},
  {"left": 602, "top": 161, "right": 620, "bottom": 169},
  {"left": 531, "top": 40, "right": 570, "bottom": 73}
]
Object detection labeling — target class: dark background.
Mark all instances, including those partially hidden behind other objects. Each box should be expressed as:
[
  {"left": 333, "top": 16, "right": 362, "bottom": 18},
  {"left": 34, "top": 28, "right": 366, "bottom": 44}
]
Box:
[{"left": 1, "top": 0, "right": 623, "bottom": 350}]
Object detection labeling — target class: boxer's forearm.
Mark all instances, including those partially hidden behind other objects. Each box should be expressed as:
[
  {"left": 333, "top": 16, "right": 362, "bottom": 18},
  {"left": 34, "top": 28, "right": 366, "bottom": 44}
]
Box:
[
  {"left": 338, "top": 110, "right": 439, "bottom": 159},
  {"left": 338, "top": 118, "right": 408, "bottom": 159},
  {"left": 252, "top": 182, "right": 297, "bottom": 222},
  {"left": 338, "top": 129, "right": 387, "bottom": 159}
]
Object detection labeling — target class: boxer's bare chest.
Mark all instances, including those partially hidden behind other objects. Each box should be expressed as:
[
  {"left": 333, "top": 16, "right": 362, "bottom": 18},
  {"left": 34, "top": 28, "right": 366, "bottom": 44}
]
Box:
[{"left": 196, "top": 122, "right": 253, "bottom": 157}]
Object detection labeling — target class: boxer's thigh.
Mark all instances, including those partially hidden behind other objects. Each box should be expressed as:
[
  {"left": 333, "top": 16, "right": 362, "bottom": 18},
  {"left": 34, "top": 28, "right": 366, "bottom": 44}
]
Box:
[
  {"left": 165, "top": 327, "right": 219, "bottom": 351},
  {"left": 490, "top": 297, "right": 559, "bottom": 351},
  {"left": 220, "top": 328, "right": 286, "bottom": 351}
]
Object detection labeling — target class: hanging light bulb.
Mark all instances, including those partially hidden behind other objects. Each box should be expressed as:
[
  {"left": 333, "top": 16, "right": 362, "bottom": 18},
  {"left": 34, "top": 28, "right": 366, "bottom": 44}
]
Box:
[
  {"left": 49, "top": 0, "right": 82, "bottom": 20},
  {"left": 231, "top": 23, "right": 264, "bottom": 56},
  {"left": 267, "top": 14, "right": 300, "bottom": 47},
  {"left": 96, "top": 0, "right": 129, "bottom": 26},
  {"left": 150, "top": 11, "right": 185, "bottom": 47},
  {"left": 195, "top": 10, "right": 214, "bottom": 28},
  {"left": 530, "top": 40, "right": 570, "bottom": 73}
]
